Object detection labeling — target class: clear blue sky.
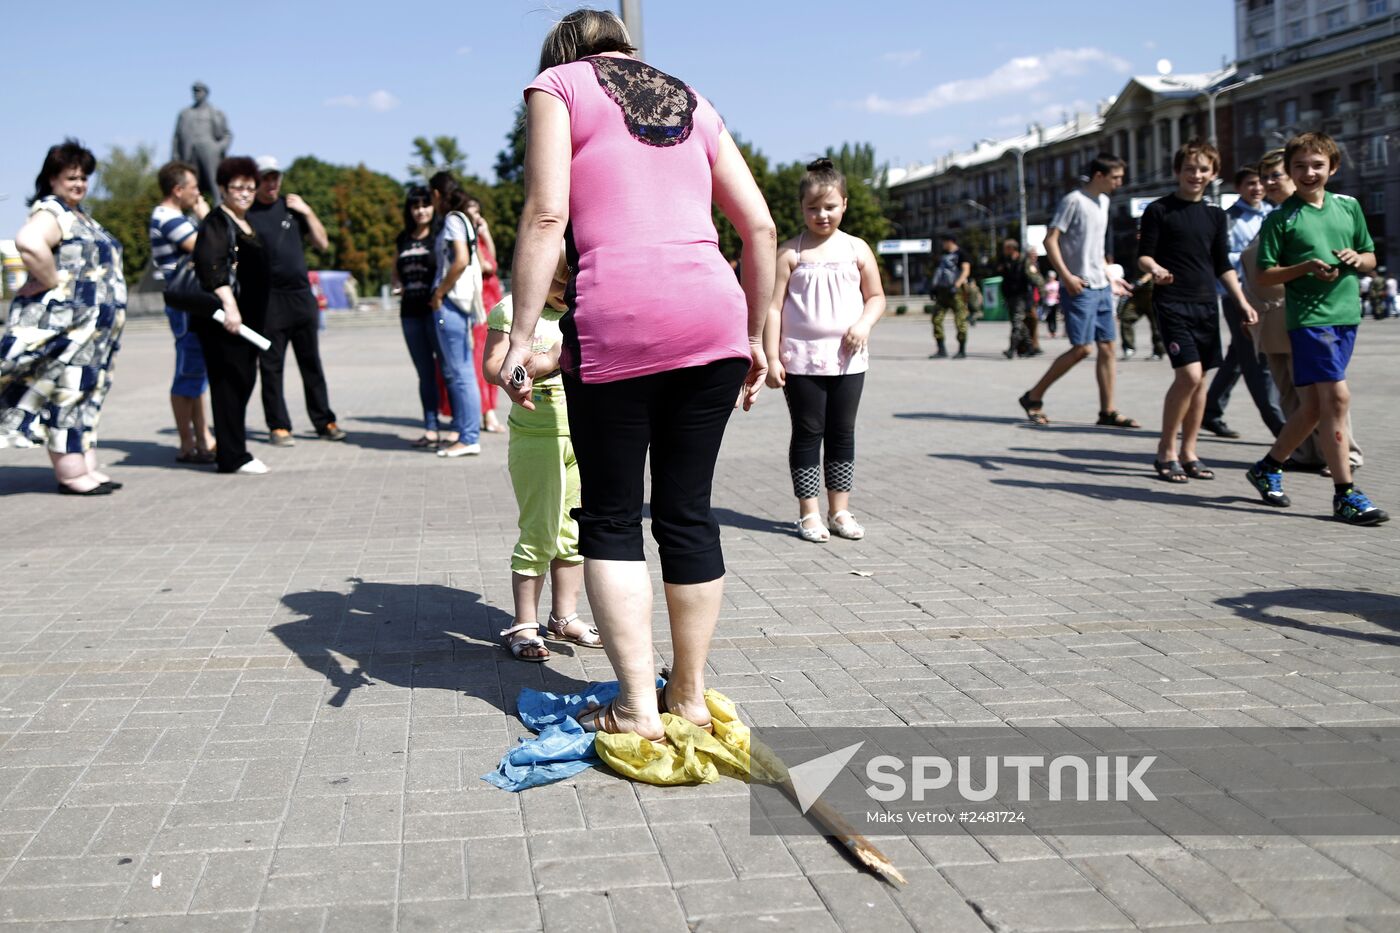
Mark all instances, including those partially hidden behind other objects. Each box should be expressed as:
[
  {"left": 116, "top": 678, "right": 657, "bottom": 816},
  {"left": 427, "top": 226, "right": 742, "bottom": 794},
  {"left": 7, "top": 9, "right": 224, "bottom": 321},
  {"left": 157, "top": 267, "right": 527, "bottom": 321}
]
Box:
[{"left": 1, "top": 0, "right": 1233, "bottom": 237}]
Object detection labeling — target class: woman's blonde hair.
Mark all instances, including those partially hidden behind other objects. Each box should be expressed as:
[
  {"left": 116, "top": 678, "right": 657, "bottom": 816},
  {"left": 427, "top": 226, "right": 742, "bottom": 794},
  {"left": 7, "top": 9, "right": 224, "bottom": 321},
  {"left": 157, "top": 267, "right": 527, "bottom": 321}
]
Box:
[{"left": 538, "top": 8, "right": 636, "bottom": 73}]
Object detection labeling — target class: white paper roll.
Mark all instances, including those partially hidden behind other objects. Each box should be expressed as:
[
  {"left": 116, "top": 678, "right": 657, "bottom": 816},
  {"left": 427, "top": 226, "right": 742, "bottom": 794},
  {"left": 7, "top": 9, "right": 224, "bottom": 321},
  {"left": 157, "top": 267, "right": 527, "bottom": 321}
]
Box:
[{"left": 211, "top": 310, "right": 273, "bottom": 351}]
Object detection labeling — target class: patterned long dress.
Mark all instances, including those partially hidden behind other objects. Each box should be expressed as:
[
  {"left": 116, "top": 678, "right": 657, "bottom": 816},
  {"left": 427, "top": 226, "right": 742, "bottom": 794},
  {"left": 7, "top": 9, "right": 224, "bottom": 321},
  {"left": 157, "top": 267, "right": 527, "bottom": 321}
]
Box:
[{"left": 0, "top": 196, "right": 127, "bottom": 454}]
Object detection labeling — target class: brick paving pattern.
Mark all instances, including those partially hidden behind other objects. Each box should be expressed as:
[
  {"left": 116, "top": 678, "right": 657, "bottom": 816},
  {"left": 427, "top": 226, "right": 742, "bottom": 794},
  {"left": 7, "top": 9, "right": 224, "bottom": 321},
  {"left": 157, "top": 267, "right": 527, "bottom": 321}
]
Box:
[{"left": 1, "top": 310, "right": 1397, "bottom": 931}]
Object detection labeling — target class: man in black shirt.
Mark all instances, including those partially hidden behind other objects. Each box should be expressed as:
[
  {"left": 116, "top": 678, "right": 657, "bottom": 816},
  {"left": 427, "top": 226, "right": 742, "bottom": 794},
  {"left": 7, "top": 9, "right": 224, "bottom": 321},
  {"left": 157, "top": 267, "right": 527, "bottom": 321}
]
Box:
[
  {"left": 1137, "top": 141, "right": 1256, "bottom": 484},
  {"left": 248, "top": 156, "right": 345, "bottom": 445},
  {"left": 995, "top": 238, "right": 1044, "bottom": 358}
]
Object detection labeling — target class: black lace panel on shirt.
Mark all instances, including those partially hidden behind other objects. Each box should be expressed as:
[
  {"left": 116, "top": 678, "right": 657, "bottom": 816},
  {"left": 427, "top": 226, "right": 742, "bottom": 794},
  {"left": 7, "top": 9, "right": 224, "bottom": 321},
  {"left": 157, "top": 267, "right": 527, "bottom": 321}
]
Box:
[{"left": 587, "top": 56, "right": 697, "bottom": 147}]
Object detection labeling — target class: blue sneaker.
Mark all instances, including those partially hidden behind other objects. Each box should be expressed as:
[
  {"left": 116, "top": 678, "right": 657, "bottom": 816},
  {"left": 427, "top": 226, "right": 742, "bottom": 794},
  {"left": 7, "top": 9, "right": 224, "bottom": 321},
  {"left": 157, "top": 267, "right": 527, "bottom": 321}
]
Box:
[
  {"left": 1333, "top": 487, "right": 1389, "bottom": 526},
  {"left": 1245, "top": 464, "right": 1290, "bottom": 507}
]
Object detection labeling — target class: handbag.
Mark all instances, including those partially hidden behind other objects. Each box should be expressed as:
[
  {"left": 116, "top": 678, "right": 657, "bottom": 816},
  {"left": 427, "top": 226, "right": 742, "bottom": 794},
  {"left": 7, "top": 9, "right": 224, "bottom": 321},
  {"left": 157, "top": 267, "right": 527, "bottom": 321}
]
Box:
[
  {"left": 163, "top": 210, "right": 238, "bottom": 316},
  {"left": 445, "top": 211, "right": 486, "bottom": 323}
]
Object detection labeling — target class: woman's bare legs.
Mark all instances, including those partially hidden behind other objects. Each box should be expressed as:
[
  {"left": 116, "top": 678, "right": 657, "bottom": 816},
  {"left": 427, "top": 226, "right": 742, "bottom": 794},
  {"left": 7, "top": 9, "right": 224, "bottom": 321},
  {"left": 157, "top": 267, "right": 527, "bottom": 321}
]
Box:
[
  {"left": 583, "top": 559, "right": 663, "bottom": 739},
  {"left": 83, "top": 448, "right": 111, "bottom": 484},
  {"left": 661, "top": 577, "right": 722, "bottom": 728},
  {"left": 50, "top": 450, "right": 99, "bottom": 492}
]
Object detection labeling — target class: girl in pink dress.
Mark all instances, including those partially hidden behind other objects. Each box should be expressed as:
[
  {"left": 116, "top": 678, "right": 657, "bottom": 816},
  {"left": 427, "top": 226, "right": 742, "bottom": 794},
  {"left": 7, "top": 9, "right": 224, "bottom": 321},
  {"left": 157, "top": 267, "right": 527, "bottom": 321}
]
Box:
[{"left": 765, "top": 159, "right": 886, "bottom": 542}]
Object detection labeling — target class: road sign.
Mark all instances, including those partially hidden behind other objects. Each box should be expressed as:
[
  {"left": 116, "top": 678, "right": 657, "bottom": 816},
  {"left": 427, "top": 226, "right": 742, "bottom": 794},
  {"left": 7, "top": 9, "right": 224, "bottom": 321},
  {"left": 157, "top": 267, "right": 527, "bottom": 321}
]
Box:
[{"left": 877, "top": 238, "right": 933, "bottom": 255}]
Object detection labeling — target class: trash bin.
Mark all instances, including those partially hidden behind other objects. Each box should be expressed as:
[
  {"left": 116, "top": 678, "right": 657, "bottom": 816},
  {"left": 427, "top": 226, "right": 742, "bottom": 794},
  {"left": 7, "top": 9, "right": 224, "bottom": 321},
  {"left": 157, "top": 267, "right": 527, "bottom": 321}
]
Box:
[{"left": 980, "top": 276, "right": 1007, "bottom": 322}]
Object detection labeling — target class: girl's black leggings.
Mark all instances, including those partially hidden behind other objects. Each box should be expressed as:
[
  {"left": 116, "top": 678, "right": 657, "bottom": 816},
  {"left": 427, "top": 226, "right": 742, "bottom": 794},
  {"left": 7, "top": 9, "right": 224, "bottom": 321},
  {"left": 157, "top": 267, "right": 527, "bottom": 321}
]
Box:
[{"left": 782, "top": 372, "right": 865, "bottom": 499}]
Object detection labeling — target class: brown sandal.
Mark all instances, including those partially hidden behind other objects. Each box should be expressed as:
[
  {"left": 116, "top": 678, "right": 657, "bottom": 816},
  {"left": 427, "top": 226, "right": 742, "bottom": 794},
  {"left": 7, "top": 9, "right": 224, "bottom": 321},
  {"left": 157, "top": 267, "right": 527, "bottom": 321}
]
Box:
[
  {"left": 578, "top": 701, "right": 669, "bottom": 745},
  {"left": 1018, "top": 392, "right": 1050, "bottom": 425},
  {"left": 1096, "top": 410, "right": 1141, "bottom": 428}
]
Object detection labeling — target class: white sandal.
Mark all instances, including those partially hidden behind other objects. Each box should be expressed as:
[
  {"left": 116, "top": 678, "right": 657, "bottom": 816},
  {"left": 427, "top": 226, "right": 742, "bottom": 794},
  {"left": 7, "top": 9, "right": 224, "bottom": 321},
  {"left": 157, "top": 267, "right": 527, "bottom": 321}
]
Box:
[
  {"left": 828, "top": 510, "right": 865, "bottom": 540},
  {"left": 500, "top": 623, "right": 550, "bottom": 662},
  {"left": 796, "top": 513, "right": 829, "bottom": 543},
  {"left": 545, "top": 613, "right": 603, "bottom": 648}
]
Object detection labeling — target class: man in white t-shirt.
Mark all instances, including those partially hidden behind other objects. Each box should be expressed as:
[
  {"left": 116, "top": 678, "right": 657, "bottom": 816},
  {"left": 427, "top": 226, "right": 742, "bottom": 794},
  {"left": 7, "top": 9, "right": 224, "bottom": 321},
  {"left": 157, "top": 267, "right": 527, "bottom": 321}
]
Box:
[
  {"left": 1018, "top": 154, "right": 1138, "bottom": 428},
  {"left": 149, "top": 160, "right": 215, "bottom": 463}
]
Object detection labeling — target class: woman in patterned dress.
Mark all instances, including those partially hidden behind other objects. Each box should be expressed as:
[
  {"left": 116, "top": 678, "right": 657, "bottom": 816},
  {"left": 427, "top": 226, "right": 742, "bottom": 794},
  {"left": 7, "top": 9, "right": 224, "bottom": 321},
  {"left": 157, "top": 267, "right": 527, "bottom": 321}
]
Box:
[{"left": 1, "top": 140, "right": 127, "bottom": 496}]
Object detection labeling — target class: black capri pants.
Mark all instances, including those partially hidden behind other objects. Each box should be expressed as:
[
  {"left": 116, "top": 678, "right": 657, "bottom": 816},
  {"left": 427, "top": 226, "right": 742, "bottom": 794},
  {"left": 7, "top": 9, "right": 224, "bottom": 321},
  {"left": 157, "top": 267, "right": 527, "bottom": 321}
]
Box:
[
  {"left": 563, "top": 357, "right": 749, "bottom": 586},
  {"left": 783, "top": 372, "right": 865, "bottom": 499}
]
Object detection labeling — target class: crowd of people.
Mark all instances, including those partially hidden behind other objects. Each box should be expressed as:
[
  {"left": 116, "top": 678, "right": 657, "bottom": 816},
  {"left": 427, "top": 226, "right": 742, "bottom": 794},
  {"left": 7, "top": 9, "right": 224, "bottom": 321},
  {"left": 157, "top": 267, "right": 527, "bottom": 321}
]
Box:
[{"left": 0, "top": 9, "right": 1389, "bottom": 739}]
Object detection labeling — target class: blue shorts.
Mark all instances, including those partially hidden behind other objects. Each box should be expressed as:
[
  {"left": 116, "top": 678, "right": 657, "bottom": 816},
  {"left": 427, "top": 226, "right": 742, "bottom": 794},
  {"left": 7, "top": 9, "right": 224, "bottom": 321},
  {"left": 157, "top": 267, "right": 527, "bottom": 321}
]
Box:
[
  {"left": 1063, "top": 285, "right": 1116, "bottom": 346},
  {"left": 1289, "top": 324, "right": 1356, "bottom": 387},
  {"left": 166, "top": 308, "right": 208, "bottom": 397}
]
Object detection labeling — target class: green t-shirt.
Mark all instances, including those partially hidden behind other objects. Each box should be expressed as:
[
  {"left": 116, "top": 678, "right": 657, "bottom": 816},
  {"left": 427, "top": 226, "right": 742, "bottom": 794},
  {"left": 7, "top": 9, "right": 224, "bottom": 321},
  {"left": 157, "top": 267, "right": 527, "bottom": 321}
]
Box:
[
  {"left": 1255, "top": 192, "right": 1375, "bottom": 330},
  {"left": 486, "top": 296, "right": 569, "bottom": 436}
]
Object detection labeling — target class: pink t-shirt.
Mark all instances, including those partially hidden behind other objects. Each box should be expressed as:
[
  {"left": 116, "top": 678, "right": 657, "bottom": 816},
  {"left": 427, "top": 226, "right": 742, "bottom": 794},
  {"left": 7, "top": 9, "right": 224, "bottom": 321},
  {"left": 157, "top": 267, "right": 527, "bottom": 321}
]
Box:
[{"left": 526, "top": 55, "right": 749, "bottom": 383}]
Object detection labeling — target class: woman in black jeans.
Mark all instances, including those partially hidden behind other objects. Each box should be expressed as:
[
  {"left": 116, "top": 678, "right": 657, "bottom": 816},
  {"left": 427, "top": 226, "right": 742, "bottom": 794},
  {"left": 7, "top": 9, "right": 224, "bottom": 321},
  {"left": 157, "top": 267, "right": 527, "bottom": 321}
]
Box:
[{"left": 193, "top": 156, "right": 271, "bottom": 474}]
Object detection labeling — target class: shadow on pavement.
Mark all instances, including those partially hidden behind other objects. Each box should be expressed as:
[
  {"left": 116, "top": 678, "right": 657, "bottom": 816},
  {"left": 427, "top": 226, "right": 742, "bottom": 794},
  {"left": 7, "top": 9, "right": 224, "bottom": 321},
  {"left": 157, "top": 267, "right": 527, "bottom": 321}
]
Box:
[
  {"left": 712, "top": 507, "right": 791, "bottom": 536},
  {"left": 895, "top": 411, "right": 1156, "bottom": 435},
  {"left": 930, "top": 451, "right": 1141, "bottom": 477},
  {"left": 1218, "top": 588, "right": 1400, "bottom": 647},
  {"left": 987, "top": 476, "right": 1321, "bottom": 518},
  {"left": 104, "top": 437, "right": 197, "bottom": 470},
  {"left": 0, "top": 465, "right": 60, "bottom": 496},
  {"left": 272, "top": 578, "right": 591, "bottom": 711},
  {"left": 350, "top": 415, "right": 429, "bottom": 430}
]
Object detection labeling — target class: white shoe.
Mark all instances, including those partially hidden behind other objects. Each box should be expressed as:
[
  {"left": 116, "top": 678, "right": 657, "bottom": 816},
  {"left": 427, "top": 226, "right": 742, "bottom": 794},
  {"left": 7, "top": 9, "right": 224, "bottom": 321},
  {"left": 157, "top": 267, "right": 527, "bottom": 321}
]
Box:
[
  {"left": 437, "top": 443, "right": 481, "bottom": 458},
  {"left": 236, "top": 458, "right": 270, "bottom": 475}
]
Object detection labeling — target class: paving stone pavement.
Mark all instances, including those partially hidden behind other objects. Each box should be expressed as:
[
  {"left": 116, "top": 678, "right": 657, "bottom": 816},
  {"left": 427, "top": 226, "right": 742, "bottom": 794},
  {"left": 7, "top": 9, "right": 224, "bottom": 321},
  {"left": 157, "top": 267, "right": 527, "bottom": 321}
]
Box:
[{"left": 1, "top": 309, "right": 1398, "bottom": 932}]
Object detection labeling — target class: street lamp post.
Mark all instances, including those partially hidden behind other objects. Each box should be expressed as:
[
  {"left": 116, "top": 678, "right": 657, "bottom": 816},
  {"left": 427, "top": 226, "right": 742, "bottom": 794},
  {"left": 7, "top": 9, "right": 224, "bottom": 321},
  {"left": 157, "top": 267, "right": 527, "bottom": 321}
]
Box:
[
  {"left": 1014, "top": 147, "right": 1028, "bottom": 246},
  {"left": 619, "top": 0, "right": 644, "bottom": 59},
  {"left": 1160, "top": 68, "right": 1262, "bottom": 202},
  {"left": 963, "top": 199, "right": 996, "bottom": 256}
]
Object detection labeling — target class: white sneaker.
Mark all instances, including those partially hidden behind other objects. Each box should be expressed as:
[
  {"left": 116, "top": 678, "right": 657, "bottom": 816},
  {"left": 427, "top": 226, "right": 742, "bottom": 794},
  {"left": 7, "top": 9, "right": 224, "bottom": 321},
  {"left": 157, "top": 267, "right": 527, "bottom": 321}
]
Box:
[
  {"left": 236, "top": 458, "right": 270, "bottom": 474},
  {"left": 437, "top": 443, "right": 481, "bottom": 458}
]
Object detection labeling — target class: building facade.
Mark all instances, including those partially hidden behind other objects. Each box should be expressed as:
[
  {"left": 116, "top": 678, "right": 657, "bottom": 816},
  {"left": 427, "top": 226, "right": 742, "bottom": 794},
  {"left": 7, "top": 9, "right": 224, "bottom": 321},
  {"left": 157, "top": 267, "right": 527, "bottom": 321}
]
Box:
[
  {"left": 886, "top": 2, "right": 1398, "bottom": 290},
  {"left": 1233, "top": 0, "right": 1400, "bottom": 273}
]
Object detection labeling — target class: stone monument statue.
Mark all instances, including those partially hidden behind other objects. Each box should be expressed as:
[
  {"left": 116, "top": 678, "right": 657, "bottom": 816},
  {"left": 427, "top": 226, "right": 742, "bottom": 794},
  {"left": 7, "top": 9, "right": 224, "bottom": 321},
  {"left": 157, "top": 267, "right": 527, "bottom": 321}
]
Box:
[{"left": 172, "top": 82, "right": 232, "bottom": 200}]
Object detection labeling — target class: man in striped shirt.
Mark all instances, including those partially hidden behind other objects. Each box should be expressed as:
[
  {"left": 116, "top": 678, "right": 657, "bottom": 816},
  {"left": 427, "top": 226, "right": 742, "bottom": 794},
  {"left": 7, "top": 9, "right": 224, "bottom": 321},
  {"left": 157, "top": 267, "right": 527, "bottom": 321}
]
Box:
[{"left": 149, "top": 160, "right": 216, "bottom": 463}]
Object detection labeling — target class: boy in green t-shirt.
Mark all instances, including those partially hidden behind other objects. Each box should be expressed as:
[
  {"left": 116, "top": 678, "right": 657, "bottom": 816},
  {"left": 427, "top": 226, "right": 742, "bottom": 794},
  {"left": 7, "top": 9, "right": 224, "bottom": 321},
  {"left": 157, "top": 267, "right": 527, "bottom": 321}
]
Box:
[{"left": 1245, "top": 132, "right": 1385, "bottom": 525}]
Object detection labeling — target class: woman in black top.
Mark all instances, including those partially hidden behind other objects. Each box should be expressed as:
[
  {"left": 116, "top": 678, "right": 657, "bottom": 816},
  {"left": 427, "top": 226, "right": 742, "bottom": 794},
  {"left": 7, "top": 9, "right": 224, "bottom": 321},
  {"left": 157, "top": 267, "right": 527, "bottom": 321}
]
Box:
[
  {"left": 193, "top": 155, "right": 271, "bottom": 474},
  {"left": 392, "top": 186, "right": 441, "bottom": 447}
]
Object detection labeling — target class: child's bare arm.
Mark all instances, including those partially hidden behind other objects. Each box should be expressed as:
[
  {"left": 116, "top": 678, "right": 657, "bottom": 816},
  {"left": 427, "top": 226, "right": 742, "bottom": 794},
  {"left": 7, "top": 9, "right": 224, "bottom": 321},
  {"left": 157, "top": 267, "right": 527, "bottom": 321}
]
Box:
[
  {"left": 1218, "top": 269, "right": 1257, "bottom": 325},
  {"left": 1256, "top": 259, "right": 1337, "bottom": 287},
  {"left": 1334, "top": 249, "right": 1376, "bottom": 275}
]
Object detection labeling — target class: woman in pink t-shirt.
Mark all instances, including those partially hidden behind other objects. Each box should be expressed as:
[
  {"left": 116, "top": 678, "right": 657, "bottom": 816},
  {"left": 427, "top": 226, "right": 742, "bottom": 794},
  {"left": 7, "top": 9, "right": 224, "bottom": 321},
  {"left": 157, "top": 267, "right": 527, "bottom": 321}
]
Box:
[{"left": 501, "top": 9, "right": 776, "bottom": 743}]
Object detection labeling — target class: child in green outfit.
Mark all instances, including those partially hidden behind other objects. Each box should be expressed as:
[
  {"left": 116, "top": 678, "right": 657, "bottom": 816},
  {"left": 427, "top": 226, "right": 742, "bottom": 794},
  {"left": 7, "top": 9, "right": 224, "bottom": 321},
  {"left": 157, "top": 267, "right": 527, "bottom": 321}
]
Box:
[
  {"left": 1245, "top": 132, "right": 1386, "bottom": 525},
  {"left": 483, "top": 256, "right": 604, "bottom": 660}
]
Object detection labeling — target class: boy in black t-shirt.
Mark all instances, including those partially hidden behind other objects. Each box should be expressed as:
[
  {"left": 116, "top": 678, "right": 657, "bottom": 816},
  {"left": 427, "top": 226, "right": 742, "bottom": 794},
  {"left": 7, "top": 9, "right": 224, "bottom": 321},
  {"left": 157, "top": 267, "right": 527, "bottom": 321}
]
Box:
[{"left": 1137, "top": 140, "right": 1257, "bottom": 483}]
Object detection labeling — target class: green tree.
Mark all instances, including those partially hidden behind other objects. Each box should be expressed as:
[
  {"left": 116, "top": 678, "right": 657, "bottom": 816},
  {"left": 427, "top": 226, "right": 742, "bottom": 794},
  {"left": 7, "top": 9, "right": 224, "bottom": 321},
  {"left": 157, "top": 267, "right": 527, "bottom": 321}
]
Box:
[
  {"left": 487, "top": 102, "right": 528, "bottom": 275},
  {"left": 284, "top": 155, "right": 404, "bottom": 292},
  {"left": 89, "top": 144, "right": 161, "bottom": 284},
  {"left": 408, "top": 135, "right": 468, "bottom": 183},
  {"left": 331, "top": 166, "right": 404, "bottom": 291}
]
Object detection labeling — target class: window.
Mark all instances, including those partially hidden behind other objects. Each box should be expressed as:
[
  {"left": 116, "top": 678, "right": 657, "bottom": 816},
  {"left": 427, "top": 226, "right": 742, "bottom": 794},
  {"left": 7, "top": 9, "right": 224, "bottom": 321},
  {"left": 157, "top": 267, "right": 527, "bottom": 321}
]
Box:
[
  {"left": 1287, "top": 19, "right": 1306, "bottom": 40},
  {"left": 1314, "top": 88, "right": 1341, "bottom": 116},
  {"left": 1243, "top": 108, "right": 1258, "bottom": 136},
  {"left": 1368, "top": 191, "right": 1384, "bottom": 214},
  {"left": 1366, "top": 0, "right": 1388, "bottom": 16},
  {"left": 1323, "top": 6, "right": 1348, "bottom": 29},
  {"left": 1282, "top": 98, "right": 1299, "bottom": 124},
  {"left": 1252, "top": 32, "right": 1275, "bottom": 51}
]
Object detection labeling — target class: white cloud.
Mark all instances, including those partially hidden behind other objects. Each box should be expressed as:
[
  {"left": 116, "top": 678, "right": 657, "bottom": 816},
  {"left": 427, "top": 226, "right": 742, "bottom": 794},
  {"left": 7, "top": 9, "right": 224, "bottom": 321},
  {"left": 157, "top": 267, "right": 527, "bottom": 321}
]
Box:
[
  {"left": 456, "top": 45, "right": 472, "bottom": 56},
  {"left": 861, "top": 48, "right": 1130, "bottom": 116},
  {"left": 323, "top": 90, "right": 400, "bottom": 112},
  {"left": 994, "top": 98, "right": 1096, "bottom": 129},
  {"left": 366, "top": 90, "right": 400, "bottom": 112},
  {"left": 882, "top": 49, "right": 922, "bottom": 66}
]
